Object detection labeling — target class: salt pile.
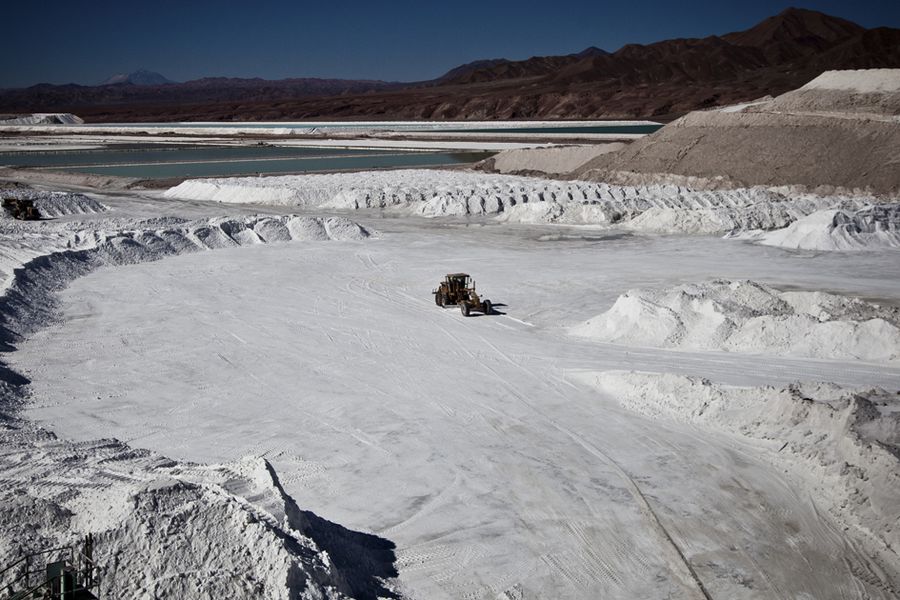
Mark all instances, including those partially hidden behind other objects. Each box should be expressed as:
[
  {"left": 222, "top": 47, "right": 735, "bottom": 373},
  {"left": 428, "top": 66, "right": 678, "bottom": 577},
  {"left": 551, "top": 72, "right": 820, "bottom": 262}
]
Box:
[
  {"left": 0, "top": 190, "right": 108, "bottom": 218},
  {"left": 0, "top": 430, "right": 386, "bottom": 599},
  {"left": 578, "top": 371, "right": 900, "bottom": 576},
  {"left": 751, "top": 205, "right": 900, "bottom": 251},
  {"left": 0, "top": 113, "right": 84, "bottom": 125},
  {"left": 166, "top": 170, "right": 871, "bottom": 234},
  {"left": 572, "top": 280, "right": 900, "bottom": 361}
]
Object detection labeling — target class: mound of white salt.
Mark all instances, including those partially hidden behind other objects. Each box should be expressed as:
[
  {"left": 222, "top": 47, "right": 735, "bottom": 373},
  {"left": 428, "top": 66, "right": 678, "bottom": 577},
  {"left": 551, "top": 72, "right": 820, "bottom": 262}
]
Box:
[
  {"left": 0, "top": 113, "right": 84, "bottom": 125},
  {"left": 572, "top": 280, "right": 900, "bottom": 361},
  {"left": 0, "top": 439, "right": 360, "bottom": 600},
  {"left": 754, "top": 205, "right": 900, "bottom": 251},
  {"left": 576, "top": 370, "right": 900, "bottom": 573},
  {"left": 0, "top": 190, "right": 108, "bottom": 218}
]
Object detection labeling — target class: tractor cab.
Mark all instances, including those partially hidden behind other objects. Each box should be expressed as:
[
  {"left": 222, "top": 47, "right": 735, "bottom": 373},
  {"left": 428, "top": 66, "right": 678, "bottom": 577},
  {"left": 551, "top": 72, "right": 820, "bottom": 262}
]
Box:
[{"left": 445, "top": 273, "right": 472, "bottom": 293}]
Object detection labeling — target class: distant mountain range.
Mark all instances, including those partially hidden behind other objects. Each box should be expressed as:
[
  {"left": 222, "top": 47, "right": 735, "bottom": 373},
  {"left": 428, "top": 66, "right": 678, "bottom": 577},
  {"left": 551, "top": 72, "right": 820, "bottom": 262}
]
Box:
[
  {"left": 101, "top": 69, "right": 174, "bottom": 86},
  {"left": 433, "top": 46, "right": 609, "bottom": 83},
  {"left": 1, "top": 8, "right": 898, "bottom": 121}
]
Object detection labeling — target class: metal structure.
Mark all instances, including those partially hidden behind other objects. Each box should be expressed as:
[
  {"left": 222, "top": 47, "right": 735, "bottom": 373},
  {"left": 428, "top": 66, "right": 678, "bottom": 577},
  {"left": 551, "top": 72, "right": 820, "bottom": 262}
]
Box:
[
  {"left": 433, "top": 273, "right": 492, "bottom": 316},
  {"left": 1, "top": 536, "right": 99, "bottom": 600},
  {"left": 1, "top": 198, "right": 40, "bottom": 221}
]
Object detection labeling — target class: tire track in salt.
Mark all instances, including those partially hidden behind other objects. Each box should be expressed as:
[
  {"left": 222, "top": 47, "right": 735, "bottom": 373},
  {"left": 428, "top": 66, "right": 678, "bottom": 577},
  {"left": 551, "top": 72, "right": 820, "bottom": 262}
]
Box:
[{"left": 435, "top": 323, "right": 711, "bottom": 599}]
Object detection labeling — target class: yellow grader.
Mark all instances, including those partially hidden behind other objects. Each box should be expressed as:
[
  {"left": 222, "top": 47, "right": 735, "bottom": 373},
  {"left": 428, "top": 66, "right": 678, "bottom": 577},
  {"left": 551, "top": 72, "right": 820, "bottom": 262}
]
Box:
[{"left": 433, "top": 273, "right": 492, "bottom": 316}]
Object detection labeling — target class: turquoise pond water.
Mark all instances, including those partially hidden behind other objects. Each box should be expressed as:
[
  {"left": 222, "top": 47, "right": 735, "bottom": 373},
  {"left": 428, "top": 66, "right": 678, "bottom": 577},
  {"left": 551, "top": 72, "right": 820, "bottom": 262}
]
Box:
[
  {"left": 1, "top": 121, "right": 660, "bottom": 179},
  {"left": 0, "top": 145, "right": 491, "bottom": 179}
]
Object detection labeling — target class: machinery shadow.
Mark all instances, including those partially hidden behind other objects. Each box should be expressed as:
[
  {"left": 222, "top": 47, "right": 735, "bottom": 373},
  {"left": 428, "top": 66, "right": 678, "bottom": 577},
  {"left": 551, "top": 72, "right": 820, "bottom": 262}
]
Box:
[{"left": 472, "top": 301, "right": 508, "bottom": 317}]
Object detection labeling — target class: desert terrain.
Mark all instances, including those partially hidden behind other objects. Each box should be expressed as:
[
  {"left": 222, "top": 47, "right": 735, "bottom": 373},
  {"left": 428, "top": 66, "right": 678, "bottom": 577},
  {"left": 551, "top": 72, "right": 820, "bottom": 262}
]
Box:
[
  {"left": 2, "top": 9, "right": 898, "bottom": 122},
  {"left": 0, "top": 68, "right": 899, "bottom": 599}
]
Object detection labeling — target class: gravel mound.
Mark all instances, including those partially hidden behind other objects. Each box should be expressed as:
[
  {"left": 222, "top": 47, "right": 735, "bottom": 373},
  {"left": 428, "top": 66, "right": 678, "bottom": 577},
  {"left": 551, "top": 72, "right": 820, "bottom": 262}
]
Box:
[
  {"left": 0, "top": 113, "right": 83, "bottom": 125},
  {"left": 572, "top": 279, "right": 900, "bottom": 361},
  {"left": 484, "top": 144, "right": 625, "bottom": 176},
  {"left": 573, "top": 70, "right": 900, "bottom": 196},
  {"left": 758, "top": 69, "right": 900, "bottom": 115},
  {"left": 0, "top": 190, "right": 108, "bottom": 218}
]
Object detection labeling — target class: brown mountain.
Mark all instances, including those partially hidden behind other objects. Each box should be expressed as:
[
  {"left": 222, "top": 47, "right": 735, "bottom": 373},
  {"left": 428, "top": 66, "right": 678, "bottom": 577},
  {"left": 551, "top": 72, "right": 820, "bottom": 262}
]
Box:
[
  {"left": 1, "top": 8, "right": 897, "bottom": 122},
  {"left": 721, "top": 7, "right": 864, "bottom": 62},
  {"left": 0, "top": 77, "right": 398, "bottom": 113}
]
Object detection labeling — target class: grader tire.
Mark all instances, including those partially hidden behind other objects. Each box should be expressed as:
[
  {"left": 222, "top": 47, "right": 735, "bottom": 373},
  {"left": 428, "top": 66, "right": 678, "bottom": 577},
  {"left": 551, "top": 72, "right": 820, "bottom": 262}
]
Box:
[
  {"left": 483, "top": 300, "right": 492, "bottom": 315},
  {"left": 461, "top": 303, "right": 471, "bottom": 317}
]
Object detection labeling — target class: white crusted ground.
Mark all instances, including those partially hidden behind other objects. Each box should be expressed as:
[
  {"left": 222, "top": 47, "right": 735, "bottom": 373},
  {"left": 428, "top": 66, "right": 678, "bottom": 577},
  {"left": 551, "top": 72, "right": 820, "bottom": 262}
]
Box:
[
  {"left": 3, "top": 170, "right": 900, "bottom": 598},
  {"left": 575, "top": 370, "right": 900, "bottom": 588}
]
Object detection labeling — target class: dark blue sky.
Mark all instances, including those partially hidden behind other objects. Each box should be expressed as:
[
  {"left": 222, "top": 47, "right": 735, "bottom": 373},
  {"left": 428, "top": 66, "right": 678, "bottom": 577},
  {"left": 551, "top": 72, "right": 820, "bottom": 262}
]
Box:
[{"left": 3, "top": 0, "right": 898, "bottom": 88}]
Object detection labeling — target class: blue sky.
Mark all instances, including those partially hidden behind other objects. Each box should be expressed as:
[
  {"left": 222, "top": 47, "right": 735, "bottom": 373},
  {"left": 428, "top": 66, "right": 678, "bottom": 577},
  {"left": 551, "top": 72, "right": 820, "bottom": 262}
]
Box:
[{"left": 2, "top": 0, "right": 898, "bottom": 87}]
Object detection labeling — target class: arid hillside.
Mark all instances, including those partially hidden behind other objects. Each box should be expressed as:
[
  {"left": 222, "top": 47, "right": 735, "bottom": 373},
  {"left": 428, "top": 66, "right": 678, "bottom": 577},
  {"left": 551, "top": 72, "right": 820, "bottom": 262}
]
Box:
[
  {"left": 1, "top": 8, "right": 898, "bottom": 122},
  {"left": 572, "top": 69, "right": 900, "bottom": 195}
]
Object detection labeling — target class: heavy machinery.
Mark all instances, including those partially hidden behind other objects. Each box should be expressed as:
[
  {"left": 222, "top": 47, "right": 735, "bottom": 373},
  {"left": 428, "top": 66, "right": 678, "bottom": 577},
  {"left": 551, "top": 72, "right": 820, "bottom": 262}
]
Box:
[
  {"left": 2, "top": 198, "right": 40, "bottom": 221},
  {"left": 433, "top": 273, "right": 492, "bottom": 316},
  {"left": 1, "top": 535, "right": 100, "bottom": 599}
]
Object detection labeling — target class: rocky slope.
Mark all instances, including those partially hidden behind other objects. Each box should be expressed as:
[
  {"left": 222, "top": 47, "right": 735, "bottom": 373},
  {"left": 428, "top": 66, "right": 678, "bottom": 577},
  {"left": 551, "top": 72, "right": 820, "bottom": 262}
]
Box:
[
  {"left": 573, "top": 69, "right": 900, "bottom": 195},
  {"left": 2, "top": 9, "right": 897, "bottom": 121}
]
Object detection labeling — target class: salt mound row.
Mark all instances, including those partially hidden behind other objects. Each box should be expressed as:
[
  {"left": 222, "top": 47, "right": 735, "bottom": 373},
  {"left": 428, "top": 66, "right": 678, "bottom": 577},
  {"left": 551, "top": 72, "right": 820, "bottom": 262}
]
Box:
[
  {"left": 0, "top": 189, "right": 108, "bottom": 218},
  {"left": 166, "top": 170, "right": 869, "bottom": 234},
  {"left": 749, "top": 204, "right": 900, "bottom": 251},
  {"left": 76, "top": 214, "right": 370, "bottom": 256},
  {"left": 0, "top": 430, "right": 388, "bottom": 599},
  {"left": 577, "top": 370, "right": 900, "bottom": 584},
  {"left": 165, "top": 170, "right": 621, "bottom": 212},
  {"left": 572, "top": 280, "right": 900, "bottom": 362},
  {"left": 0, "top": 212, "right": 389, "bottom": 597},
  {"left": 0, "top": 214, "right": 370, "bottom": 342}
]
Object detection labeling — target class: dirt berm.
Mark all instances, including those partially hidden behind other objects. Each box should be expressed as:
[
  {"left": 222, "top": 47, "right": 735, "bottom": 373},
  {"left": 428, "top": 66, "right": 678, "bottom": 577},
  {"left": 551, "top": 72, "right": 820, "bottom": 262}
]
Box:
[{"left": 572, "top": 70, "right": 900, "bottom": 196}]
